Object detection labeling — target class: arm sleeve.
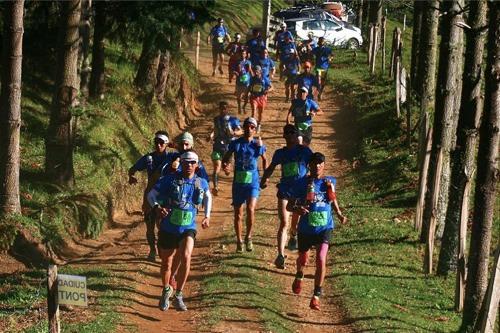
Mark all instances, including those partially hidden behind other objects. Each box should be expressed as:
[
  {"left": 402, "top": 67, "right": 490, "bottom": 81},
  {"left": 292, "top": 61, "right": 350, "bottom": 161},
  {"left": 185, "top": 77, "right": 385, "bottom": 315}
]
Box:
[
  {"left": 130, "top": 155, "right": 147, "bottom": 172},
  {"left": 147, "top": 188, "right": 160, "bottom": 207},
  {"left": 202, "top": 186, "right": 212, "bottom": 218},
  {"left": 271, "top": 149, "right": 281, "bottom": 165}
]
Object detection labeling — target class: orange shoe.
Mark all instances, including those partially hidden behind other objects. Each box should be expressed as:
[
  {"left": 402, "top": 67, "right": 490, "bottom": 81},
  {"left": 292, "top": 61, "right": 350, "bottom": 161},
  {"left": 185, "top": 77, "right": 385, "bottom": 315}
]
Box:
[
  {"left": 310, "top": 296, "right": 320, "bottom": 310},
  {"left": 292, "top": 278, "right": 302, "bottom": 294}
]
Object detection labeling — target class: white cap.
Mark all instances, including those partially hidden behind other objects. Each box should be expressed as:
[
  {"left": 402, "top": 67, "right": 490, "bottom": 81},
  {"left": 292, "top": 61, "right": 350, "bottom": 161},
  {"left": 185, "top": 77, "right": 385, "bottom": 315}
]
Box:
[
  {"left": 155, "top": 134, "right": 169, "bottom": 143},
  {"left": 300, "top": 86, "right": 309, "bottom": 93},
  {"left": 180, "top": 151, "right": 199, "bottom": 163},
  {"left": 280, "top": 22, "right": 286, "bottom": 28},
  {"left": 244, "top": 117, "right": 258, "bottom": 127}
]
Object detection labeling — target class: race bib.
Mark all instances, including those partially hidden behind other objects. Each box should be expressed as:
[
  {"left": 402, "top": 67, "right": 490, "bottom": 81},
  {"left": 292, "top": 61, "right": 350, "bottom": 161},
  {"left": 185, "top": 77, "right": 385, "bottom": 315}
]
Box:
[
  {"left": 297, "top": 122, "right": 311, "bottom": 131},
  {"left": 217, "top": 36, "right": 224, "bottom": 43},
  {"left": 251, "top": 84, "right": 263, "bottom": 93},
  {"left": 170, "top": 208, "right": 193, "bottom": 226},
  {"left": 308, "top": 211, "right": 328, "bottom": 227},
  {"left": 235, "top": 170, "right": 253, "bottom": 184},
  {"left": 283, "top": 162, "right": 299, "bottom": 177},
  {"left": 239, "top": 73, "right": 250, "bottom": 84}
]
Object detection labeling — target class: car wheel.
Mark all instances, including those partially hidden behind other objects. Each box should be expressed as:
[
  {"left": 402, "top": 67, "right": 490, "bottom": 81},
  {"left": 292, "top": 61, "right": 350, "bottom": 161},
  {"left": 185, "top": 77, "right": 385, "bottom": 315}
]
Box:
[{"left": 346, "top": 38, "right": 360, "bottom": 49}]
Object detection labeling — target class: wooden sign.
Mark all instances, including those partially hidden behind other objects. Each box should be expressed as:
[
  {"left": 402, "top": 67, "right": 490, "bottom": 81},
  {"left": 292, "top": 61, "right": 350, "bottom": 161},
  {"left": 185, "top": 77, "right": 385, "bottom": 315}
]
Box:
[{"left": 57, "top": 274, "right": 88, "bottom": 307}]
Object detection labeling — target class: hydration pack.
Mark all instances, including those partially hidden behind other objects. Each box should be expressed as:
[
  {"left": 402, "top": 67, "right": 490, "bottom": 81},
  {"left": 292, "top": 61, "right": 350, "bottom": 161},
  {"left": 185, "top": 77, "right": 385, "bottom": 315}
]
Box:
[{"left": 168, "top": 174, "right": 204, "bottom": 208}]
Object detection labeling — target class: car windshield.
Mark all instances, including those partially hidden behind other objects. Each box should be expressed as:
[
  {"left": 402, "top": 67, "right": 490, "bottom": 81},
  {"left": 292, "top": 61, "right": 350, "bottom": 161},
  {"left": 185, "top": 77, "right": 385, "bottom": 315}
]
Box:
[
  {"left": 322, "top": 20, "right": 340, "bottom": 30},
  {"left": 302, "top": 20, "right": 322, "bottom": 30}
]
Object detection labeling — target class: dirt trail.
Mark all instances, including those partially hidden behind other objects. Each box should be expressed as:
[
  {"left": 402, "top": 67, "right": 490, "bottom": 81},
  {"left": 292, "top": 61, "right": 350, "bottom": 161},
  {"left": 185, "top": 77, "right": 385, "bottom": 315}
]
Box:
[{"left": 64, "top": 48, "right": 355, "bottom": 332}]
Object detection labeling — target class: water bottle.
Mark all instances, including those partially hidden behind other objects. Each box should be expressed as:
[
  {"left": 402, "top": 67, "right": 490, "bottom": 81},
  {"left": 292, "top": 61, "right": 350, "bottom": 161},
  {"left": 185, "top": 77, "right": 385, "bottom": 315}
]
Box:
[
  {"left": 146, "top": 155, "right": 153, "bottom": 172},
  {"left": 306, "top": 180, "right": 315, "bottom": 202}
]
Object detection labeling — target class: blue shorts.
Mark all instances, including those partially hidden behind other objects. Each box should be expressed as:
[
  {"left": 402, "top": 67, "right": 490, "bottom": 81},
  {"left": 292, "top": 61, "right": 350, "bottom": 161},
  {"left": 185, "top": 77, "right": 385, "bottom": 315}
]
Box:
[
  {"left": 232, "top": 184, "right": 260, "bottom": 206},
  {"left": 276, "top": 182, "right": 296, "bottom": 200}
]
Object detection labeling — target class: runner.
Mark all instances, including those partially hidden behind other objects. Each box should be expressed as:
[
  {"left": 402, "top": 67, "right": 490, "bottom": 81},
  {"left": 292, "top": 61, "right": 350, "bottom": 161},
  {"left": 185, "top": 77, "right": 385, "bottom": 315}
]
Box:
[
  {"left": 165, "top": 132, "right": 210, "bottom": 182},
  {"left": 297, "top": 32, "right": 316, "bottom": 64},
  {"left": 246, "top": 28, "right": 265, "bottom": 66},
  {"left": 222, "top": 117, "right": 267, "bottom": 252},
  {"left": 286, "top": 86, "right": 322, "bottom": 146},
  {"left": 295, "top": 61, "right": 319, "bottom": 100},
  {"left": 260, "top": 124, "right": 312, "bottom": 269},
  {"left": 277, "top": 35, "right": 297, "bottom": 81},
  {"left": 273, "top": 22, "right": 294, "bottom": 51},
  {"left": 312, "top": 37, "right": 333, "bottom": 101},
  {"left": 147, "top": 151, "right": 212, "bottom": 312},
  {"left": 248, "top": 65, "right": 273, "bottom": 132},
  {"left": 208, "top": 18, "right": 230, "bottom": 77},
  {"left": 256, "top": 48, "right": 275, "bottom": 81},
  {"left": 225, "top": 33, "right": 243, "bottom": 83},
  {"left": 128, "top": 131, "right": 176, "bottom": 261},
  {"left": 234, "top": 49, "right": 252, "bottom": 114},
  {"left": 208, "top": 101, "right": 243, "bottom": 195},
  {"left": 283, "top": 50, "right": 300, "bottom": 103},
  {"left": 287, "top": 152, "right": 347, "bottom": 310}
]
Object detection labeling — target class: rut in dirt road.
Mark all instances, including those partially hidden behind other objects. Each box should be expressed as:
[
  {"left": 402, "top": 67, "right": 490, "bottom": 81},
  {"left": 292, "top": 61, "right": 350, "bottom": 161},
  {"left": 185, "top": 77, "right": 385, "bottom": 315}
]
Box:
[{"left": 72, "top": 48, "right": 355, "bottom": 333}]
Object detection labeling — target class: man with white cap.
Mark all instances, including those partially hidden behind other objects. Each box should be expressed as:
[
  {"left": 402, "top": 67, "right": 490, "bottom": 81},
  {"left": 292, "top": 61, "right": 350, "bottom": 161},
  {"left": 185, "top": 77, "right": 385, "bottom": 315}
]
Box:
[
  {"left": 286, "top": 87, "right": 322, "bottom": 146},
  {"left": 222, "top": 117, "right": 267, "bottom": 252},
  {"left": 163, "top": 131, "right": 209, "bottom": 182},
  {"left": 128, "top": 130, "right": 176, "bottom": 261},
  {"left": 274, "top": 22, "right": 294, "bottom": 52},
  {"left": 277, "top": 34, "right": 298, "bottom": 81},
  {"left": 148, "top": 151, "right": 212, "bottom": 312}
]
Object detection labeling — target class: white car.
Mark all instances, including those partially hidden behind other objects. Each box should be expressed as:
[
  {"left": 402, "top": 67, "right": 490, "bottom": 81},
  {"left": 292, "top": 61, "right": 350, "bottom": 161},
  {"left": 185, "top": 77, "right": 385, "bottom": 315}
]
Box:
[{"left": 287, "top": 18, "right": 363, "bottom": 49}]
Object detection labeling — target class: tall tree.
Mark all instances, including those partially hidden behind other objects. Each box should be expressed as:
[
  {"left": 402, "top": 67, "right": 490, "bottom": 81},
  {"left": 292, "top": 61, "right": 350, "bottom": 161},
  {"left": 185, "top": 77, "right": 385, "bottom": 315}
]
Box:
[
  {"left": 437, "top": 0, "right": 487, "bottom": 275},
  {"left": 355, "top": 0, "right": 364, "bottom": 31},
  {"left": 45, "top": 0, "right": 81, "bottom": 187},
  {"left": 79, "top": 0, "right": 92, "bottom": 97},
  {"left": 368, "top": 0, "right": 382, "bottom": 26},
  {"left": 410, "top": 0, "right": 423, "bottom": 94},
  {"left": 0, "top": 0, "right": 24, "bottom": 215},
  {"left": 461, "top": 1, "right": 500, "bottom": 330},
  {"left": 421, "top": 0, "right": 464, "bottom": 271},
  {"left": 88, "top": 0, "right": 106, "bottom": 99}
]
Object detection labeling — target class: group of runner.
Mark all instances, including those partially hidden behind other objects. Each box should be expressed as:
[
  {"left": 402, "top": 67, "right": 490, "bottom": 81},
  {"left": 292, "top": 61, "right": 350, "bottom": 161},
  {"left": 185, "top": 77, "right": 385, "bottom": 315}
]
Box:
[{"left": 128, "top": 18, "right": 346, "bottom": 313}]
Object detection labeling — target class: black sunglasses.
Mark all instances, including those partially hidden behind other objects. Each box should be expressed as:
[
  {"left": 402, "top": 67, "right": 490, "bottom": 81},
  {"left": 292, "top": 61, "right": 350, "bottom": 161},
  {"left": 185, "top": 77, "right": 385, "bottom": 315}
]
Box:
[{"left": 154, "top": 139, "right": 166, "bottom": 145}]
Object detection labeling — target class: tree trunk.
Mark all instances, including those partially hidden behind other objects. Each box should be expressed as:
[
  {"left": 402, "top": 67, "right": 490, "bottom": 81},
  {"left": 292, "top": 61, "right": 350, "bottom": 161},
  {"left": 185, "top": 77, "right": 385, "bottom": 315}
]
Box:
[
  {"left": 461, "top": 1, "right": 500, "bottom": 330},
  {"left": 79, "top": 0, "right": 92, "bottom": 98},
  {"left": 155, "top": 50, "right": 170, "bottom": 105},
  {"left": 368, "top": 0, "right": 382, "bottom": 26},
  {"left": 45, "top": 0, "right": 81, "bottom": 187},
  {"left": 437, "top": 0, "right": 487, "bottom": 276},
  {"left": 0, "top": 0, "right": 24, "bottom": 215},
  {"left": 134, "top": 32, "right": 160, "bottom": 104},
  {"left": 356, "top": 0, "right": 363, "bottom": 31},
  {"left": 410, "top": 0, "right": 423, "bottom": 96},
  {"left": 88, "top": 0, "right": 105, "bottom": 99},
  {"left": 420, "top": 0, "right": 464, "bottom": 248}
]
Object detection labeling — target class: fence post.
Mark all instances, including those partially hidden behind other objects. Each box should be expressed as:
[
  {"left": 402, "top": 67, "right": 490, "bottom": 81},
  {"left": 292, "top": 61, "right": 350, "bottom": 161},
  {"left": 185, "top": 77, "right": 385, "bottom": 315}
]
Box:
[
  {"left": 48, "top": 265, "right": 60, "bottom": 333},
  {"left": 403, "top": 14, "right": 406, "bottom": 31},
  {"left": 195, "top": 31, "right": 200, "bottom": 70},
  {"left": 179, "top": 27, "right": 183, "bottom": 49},
  {"left": 367, "top": 24, "right": 374, "bottom": 65},
  {"left": 389, "top": 28, "right": 397, "bottom": 78},
  {"left": 415, "top": 124, "right": 432, "bottom": 231},
  {"left": 381, "top": 16, "right": 387, "bottom": 74},
  {"left": 479, "top": 248, "right": 500, "bottom": 332},
  {"left": 370, "top": 24, "right": 379, "bottom": 75}
]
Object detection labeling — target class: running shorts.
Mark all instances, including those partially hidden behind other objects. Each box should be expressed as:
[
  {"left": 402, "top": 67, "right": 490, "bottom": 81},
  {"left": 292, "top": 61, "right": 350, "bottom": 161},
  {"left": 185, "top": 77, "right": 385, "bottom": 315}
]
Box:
[
  {"left": 297, "top": 125, "right": 313, "bottom": 145},
  {"left": 285, "top": 73, "right": 298, "bottom": 85},
  {"left": 250, "top": 95, "right": 267, "bottom": 109},
  {"left": 232, "top": 184, "right": 260, "bottom": 206},
  {"left": 276, "top": 183, "right": 297, "bottom": 200},
  {"left": 297, "top": 229, "right": 332, "bottom": 253},
  {"left": 212, "top": 43, "right": 225, "bottom": 57},
  {"left": 158, "top": 229, "right": 197, "bottom": 250}
]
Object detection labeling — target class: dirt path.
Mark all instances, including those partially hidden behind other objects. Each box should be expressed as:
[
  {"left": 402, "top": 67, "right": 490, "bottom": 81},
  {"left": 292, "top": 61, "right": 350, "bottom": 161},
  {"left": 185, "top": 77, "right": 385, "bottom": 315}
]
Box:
[{"left": 65, "top": 48, "right": 354, "bottom": 332}]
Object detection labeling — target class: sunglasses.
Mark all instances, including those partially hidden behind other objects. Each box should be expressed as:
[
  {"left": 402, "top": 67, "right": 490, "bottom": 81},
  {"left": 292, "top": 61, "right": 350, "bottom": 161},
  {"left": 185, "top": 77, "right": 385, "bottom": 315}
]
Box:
[
  {"left": 183, "top": 160, "right": 197, "bottom": 165},
  {"left": 154, "top": 140, "right": 166, "bottom": 145},
  {"left": 304, "top": 66, "right": 311, "bottom": 69},
  {"left": 246, "top": 124, "right": 257, "bottom": 130}
]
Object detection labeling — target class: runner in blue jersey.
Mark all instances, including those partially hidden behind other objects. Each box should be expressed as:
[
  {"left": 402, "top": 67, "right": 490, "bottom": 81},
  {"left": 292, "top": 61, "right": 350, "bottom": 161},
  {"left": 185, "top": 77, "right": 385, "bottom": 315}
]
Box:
[
  {"left": 148, "top": 151, "right": 212, "bottom": 312},
  {"left": 246, "top": 28, "right": 266, "bottom": 66},
  {"left": 312, "top": 37, "right": 333, "bottom": 101},
  {"left": 234, "top": 49, "right": 253, "bottom": 114},
  {"left": 256, "top": 48, "right": 275, "bottom": 80},
  {"left": 295, "top": 61, "right": 319, "bottom": 100},
  {"left": 274, "top": 22, "right": 294, "bottom": 51},
  {"left": 222, "top": 117, "right": 267, "bottom": 252},
  {"left": 207, "top": 18, "right": 230, "bottom": 77},
  {"left": 283, "top": 50, "right": 300, "bottom": 102},
  {"left": 128, "top": 131, "right": 176, "bottom": 261},
  {"left": 286, "top": 152, "right": 347, "bottom": 310},
  {"left": 260, "top": 125, "right": 313, "bottom": 269},
  {"left": 208, "top": 101, "right": 243, "bottom": 195},
  {"left": 277, "top": 35, "right": 297, "bottom": 81},
  {"left": 248, "top": 66, "right": 273, "bottom": 132},
  {"left": 163, "top": 132, "right": 209, "bottom": 182},
  {"left": 286, "top": 86, "right": 323, "bottom": 145}
]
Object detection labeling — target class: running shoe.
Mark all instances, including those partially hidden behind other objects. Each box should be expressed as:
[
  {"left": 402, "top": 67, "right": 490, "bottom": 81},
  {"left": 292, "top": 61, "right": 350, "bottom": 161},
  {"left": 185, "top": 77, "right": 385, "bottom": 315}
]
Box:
[
  {"left": 212, "top": 187, "right": 219, "bottom": 196},
  {"left": 292, "top": 277, "right": 302, "bottom": 294},
  {"left": 245, "top": 238, "right": 254, "bottom": 252},
  {"left": 236, "top": 242, "right": 243, "bottom": 253},
  {"left": 147, "top": 250, "right": 156, "bottom": 262},
  {"left": 218, "top": 66, "right": 224, "bottom": 75},
  {"left": 309, "top": 295, "right": 320, "bottom": 310},
  {"left": 169, "top": 276, "right": 177, "bottom": 290},
  {"left": 159, "top": 286, "right": 173, "bottom": 311},
  {"left": 274, "top": 254, "right": 286, "bottom": 269},
  {"left": 173, "top": 292, "right": 188, "bottom": 311},
  {"left": 287, "top": 236, "right": 298, "bottom": 251}
]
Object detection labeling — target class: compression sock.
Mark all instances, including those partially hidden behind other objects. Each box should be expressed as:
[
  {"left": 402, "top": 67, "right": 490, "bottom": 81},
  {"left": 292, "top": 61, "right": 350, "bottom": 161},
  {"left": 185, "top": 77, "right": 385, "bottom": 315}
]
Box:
[
  {"left": 295, "top": 271, "right": 304, "bottom": 279},
  {"left": 313, "top": 285, "right": 322, "bottom": 297},
  {"left": 213, "top": 173, "right": 218, "bottom": 188},
  {"left": 175, "top": 290, "right": 182, "bottom": 297}
]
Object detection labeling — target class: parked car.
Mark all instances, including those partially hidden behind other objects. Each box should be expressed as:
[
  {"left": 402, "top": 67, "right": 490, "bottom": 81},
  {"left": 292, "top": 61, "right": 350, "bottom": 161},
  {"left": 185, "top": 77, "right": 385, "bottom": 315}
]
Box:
[{"left": 286, "top": 18, "right": 363, "bottom": 49}]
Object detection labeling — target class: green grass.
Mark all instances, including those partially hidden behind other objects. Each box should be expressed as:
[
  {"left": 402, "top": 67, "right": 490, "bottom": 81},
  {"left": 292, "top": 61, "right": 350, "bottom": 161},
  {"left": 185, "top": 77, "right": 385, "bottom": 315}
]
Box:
[
  {"left": 0, "top": 266, "right": 128, "bottom": 333},
  {"left": 329, "top": 18, "right": 499, "bottom": 333}
]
